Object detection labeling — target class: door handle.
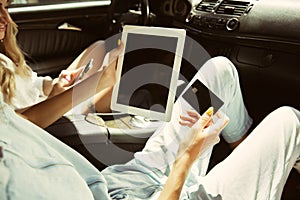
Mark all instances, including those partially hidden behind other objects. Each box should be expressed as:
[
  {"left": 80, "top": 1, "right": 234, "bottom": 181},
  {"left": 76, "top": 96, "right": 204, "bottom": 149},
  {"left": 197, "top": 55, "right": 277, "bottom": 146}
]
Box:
[{"left": 58, "top": 22, "right": 82, "bottom": 31}]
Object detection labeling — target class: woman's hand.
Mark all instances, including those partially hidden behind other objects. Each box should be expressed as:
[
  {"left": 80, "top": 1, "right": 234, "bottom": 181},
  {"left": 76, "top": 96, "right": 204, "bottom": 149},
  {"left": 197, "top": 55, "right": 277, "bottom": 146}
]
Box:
[
  {"left": 158, "top": 108, "right": 229, "bottom": 200},
  {"left": 49, "top": 68, "right": 83, "bottom": 97},
  {"left": 58, "top": 68, "right": 83, "bottom": 86},
  {"left": 22, "top": 40, "right": 124, "bottom": 128},
  {"left": 177, "top": 108, "right": 229, "bottom": 163},
  {"left": 179, "top": 110, "right": 200, "bottom": 127},
  {"left": 179, "top": 109, "right": 215, "bottom": 128}
]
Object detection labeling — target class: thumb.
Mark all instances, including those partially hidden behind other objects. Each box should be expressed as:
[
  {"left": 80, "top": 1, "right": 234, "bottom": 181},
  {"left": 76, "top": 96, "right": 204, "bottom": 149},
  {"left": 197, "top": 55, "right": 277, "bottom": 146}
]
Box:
[
  {"left": 195, "top": 107, "right": 214, "bottom": 131},
  {"left": 57, "top": 70, "right": 70, "bottom": 85},
  {"left": 73, "top": 67, "right": 84, "bottom": 79},
  {"left": 64, "top": 68, "right": 83, "bottom": 86}
]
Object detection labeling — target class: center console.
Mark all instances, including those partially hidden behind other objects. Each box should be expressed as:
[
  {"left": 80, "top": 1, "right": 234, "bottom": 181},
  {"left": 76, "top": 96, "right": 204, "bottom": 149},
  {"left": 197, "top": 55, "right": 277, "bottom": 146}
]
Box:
[{"left": 187, "top": 0, "right": 255, "bottom": 32}]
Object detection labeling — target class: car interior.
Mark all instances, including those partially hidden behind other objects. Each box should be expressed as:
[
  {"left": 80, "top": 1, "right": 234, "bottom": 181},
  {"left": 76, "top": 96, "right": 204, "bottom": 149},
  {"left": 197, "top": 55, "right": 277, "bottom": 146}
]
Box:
[{"left": 8, "top": 0, "right": 300, "bottom": 199}]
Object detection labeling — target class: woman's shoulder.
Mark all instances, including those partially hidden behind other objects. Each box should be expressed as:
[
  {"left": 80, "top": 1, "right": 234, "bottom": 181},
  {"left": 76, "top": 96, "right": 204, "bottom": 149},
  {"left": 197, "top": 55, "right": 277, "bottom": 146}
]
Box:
[
  {"left": 0, "top": 91, "right": 8, "bottom": 108},
  {"left": 0, "top": 53, "right": 14, "bottom": 62},
  {"left": 0, "top": 53, "right": 17, "bottom": 72}
]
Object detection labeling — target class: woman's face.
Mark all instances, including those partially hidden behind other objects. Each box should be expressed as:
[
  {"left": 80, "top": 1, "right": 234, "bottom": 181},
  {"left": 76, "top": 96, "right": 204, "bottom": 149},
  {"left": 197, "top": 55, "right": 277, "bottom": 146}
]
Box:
[{"left": 0, "top": 0, "right": 12, "bottom": 40}]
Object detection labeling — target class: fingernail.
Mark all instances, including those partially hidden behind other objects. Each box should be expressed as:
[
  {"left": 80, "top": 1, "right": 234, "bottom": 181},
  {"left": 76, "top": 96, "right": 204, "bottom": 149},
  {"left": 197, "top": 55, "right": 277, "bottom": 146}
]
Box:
[
  {"left": 117, "top": 39, "right": 121, "bottom": 46},
  {"left": 65, "top": 75, "right": 71, "bottom": 82},
  {"left": 206, "top": 107, "right": 214, "bottom": 116}
]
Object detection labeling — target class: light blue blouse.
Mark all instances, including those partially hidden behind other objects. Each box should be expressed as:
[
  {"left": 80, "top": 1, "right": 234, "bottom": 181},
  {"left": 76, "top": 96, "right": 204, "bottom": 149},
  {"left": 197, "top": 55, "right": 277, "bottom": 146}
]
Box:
[
  {"left": 0, "top": 92, "right": 110, "bottom": 200},
  {"left": 0, "top": 53, "right": 48, "bottom": 110}
]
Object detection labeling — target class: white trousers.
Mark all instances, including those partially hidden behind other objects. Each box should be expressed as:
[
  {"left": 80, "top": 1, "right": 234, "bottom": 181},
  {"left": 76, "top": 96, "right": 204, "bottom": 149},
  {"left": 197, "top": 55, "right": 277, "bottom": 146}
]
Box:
[
  {"left": 134, "top": 56, "right": 253, "bottom": 186},
  {"left": 190, "top": 106, "right": 300, "bottom": 200},
  {"left": 104, "top": 56, "right": 299, "bottom": 200}
]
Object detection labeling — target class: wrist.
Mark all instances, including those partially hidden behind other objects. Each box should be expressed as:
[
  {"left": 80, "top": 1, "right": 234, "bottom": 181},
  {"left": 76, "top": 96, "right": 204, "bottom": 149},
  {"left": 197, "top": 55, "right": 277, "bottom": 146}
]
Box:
[
  {"left": 48, "top": 77, "right": 67, "bottom": 98},
  {"left": 174, "top": 153, "right": 193, "bottom": 174},
  {"left": 42, "top": 76, "right": 54, "bottom": 97},
  {"left": 52, "top": 77, "right": 59, "bottom": 84}
]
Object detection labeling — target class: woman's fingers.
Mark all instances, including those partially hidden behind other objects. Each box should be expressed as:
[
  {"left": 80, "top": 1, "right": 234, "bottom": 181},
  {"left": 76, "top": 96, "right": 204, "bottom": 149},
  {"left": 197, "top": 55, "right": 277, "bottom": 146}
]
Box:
[
  {"left": 179, "top": 109, "right": 226, "bottom": 131},
  {"left": 177, "top": 107, "right": 214, "bottom": 161},
  {"left": 186, "top": 110, "right": 200, "bottom": 119},
  {"left": 196, "top": 107, "right": 214, "bottom": 131},
  {"left": 70, "top": 68, "right": 84, "bottom": 84},
  {"left": 59, "top": 68, "right": 83, "bottom": 86},
  {"left": 205, "top": 119, "right": 213, "bottom": 128},
  {"left": 202, "top": 112, "right": 229, "bottom": 144},
  {"left": 179, "top": 114, "right": 198, "bottom": 127},
  {"left": 178, "top": 108, "right": 229, "bottom": 162},
  {"left": 179, "top": 120, "right": 193, "bottom": 127},
  {"left": 179, "top": 110, "right": 201, "bottom": 127}
]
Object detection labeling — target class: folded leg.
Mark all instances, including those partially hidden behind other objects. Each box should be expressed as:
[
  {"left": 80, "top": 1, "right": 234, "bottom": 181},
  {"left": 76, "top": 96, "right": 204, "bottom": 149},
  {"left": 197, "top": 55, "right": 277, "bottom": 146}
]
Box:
[
  {"left": 134, "top": 56, "right": 252, "bottom": 180},
  {"left": 192, "top": 106, "right": 300, "bottom": 200},
  {"left": 196, "top": 56, "right": 252, "bottom": 145}
]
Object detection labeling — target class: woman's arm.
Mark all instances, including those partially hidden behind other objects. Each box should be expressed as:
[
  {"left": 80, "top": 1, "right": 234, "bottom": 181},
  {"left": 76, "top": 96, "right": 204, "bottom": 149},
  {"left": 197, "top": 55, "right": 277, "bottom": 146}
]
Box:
[
  {"left": 158, "top": 153, "right": 194, "bottom": 200},
  {"left": 20, "top": 60, "right": 116, "bottom": 128},
  {"left": 14, "top": 72, "right": 79, "bottom": 114},
  {"left": 42, "top": 68, "right": 83, "bottom": 98},
  {"left": 18, "top": 42, "right": 123, "bottom": 128},
  {"left": 158, "top": 108, "right": 229, "bottom": 200}
]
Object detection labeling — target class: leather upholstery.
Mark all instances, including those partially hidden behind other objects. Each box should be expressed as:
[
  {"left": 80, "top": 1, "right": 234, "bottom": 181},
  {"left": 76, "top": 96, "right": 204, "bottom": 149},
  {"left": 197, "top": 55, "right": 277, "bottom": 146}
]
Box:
[{"left": 17, "top": 29, "right": 99, "bottom": 77}]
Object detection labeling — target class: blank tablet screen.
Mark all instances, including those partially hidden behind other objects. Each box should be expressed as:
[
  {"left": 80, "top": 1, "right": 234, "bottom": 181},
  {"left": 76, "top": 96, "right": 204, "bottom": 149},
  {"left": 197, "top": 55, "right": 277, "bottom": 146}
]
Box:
[
  {"left": 117, "top": 33, "right": 178, "bottom": 113},
  {"left": 111, "top": 25, "right": 186, "bottom": 121}
]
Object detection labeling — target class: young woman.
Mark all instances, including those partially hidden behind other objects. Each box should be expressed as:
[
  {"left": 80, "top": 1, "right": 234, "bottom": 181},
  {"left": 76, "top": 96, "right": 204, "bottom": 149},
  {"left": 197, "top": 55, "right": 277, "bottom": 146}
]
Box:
[
  {"left": 0, "top": 0, "right": 123, "bottom": 128},
  {"left": 1, "top": 77, "right": 299, "bottom": 200},
  {"left": 1, "top": 1, "right": 299, "bottom": 199},
  {"left": 0, "top": 0, "right": 249, "bottom": 151}
]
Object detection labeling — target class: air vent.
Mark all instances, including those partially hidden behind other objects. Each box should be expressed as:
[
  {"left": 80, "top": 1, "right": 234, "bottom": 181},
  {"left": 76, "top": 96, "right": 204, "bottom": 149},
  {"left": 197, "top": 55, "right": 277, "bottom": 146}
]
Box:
[
  {"left": 216, "top": 0, "right": 250, "bottom": 16},
  {"left": 195, "top": 0, "right": 218, "bottom": 13}
]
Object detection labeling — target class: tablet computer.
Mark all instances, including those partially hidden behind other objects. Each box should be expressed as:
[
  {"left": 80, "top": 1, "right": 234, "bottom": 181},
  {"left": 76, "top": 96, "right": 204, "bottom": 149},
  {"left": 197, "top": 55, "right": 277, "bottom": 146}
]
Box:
[{"left": 111, "top": 25, "right": 186, "bottom": 122}]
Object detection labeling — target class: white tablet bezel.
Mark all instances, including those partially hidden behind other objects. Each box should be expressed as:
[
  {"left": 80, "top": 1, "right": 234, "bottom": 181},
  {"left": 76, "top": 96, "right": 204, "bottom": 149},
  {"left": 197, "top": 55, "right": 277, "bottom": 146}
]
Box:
[{"left": 111, "top": 25, "right": 186, "bottom": 122}]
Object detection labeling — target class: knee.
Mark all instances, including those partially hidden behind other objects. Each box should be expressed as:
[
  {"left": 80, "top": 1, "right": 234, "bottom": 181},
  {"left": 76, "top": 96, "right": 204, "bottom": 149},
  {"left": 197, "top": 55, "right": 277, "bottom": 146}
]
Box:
[
  {"left": 270, "top": 106, "right": 300, "bottom": 130},
  {"left": 93, "top": 40, "right": 105, "bottom": 45},
  {"left": 205, "top": 56, "right": 238, "bottom": 82},
  {"left": 90, "top": 40, "right": 106, "bottom": 50},
  {"left": 272, "top": 106, "right": 298, "bottom": 118}
]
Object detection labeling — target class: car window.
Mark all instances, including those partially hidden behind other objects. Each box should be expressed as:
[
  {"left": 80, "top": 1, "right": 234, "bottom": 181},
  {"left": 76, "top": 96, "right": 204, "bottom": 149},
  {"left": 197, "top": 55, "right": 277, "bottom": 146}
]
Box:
[
  {"left": 12, "top": 0, "right": 109, "bottom": 6},
  {"left": 10, "top": 0, "right": 111, "bottom": 7},
  {"left": 9, "top": 0, "right": 111, "bottom": 13}
]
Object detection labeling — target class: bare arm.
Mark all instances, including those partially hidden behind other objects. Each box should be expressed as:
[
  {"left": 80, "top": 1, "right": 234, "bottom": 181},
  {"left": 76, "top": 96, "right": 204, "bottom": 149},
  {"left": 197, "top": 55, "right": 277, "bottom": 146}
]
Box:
[
  {"left": 18, "top": 42, "right": 123, "bottom": 128},
  {"left": 158, "top": 153, "right": 193, "bottom": 200},
  {"left": 42, "top": 68, "right": 83, "bottom": 98},
  {"left": 20, "top": 60, "right": 116, "bottom": 128},
  {"left": 158, "top": 108, "right": 229, "bottom": 200}
]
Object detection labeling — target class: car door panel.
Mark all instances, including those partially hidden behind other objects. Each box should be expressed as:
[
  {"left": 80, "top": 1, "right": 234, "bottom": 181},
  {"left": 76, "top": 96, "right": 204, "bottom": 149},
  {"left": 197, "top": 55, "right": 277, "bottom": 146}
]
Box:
[{"left": 9, "top": 1, "right": 111, "bottom": 77}]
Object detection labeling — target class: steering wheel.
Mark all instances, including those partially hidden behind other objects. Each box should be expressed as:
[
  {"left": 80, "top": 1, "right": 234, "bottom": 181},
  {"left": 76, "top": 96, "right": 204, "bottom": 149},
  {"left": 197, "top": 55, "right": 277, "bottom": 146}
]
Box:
[
  {"left": 140, "top": 0, "right": 150, "bottom": 25},
  {"left": 107, "top": 0, "right": 151, "bottom": 34}
]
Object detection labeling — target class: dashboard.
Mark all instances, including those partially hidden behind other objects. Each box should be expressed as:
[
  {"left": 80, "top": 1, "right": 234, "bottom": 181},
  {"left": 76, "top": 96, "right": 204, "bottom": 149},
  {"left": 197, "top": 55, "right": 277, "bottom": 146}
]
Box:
[
  {"left": 150, "top": 0, "right": 300, "bottom": 124},
  {"left": 152, "top": 0, "right": 300, "bottom": 52}
]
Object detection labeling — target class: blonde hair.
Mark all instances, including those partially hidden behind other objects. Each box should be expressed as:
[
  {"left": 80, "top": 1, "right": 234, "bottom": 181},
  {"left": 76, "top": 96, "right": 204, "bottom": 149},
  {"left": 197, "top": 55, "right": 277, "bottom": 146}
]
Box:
[{"left": 0, "top": 21, "right": 30, "bottom": 105}]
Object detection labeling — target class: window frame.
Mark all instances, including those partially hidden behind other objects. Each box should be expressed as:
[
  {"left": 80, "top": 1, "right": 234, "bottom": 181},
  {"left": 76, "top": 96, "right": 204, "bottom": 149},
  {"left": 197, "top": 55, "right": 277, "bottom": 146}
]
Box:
[{"left": 9, "top": 0, "right": 111, "bottom": 14}]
